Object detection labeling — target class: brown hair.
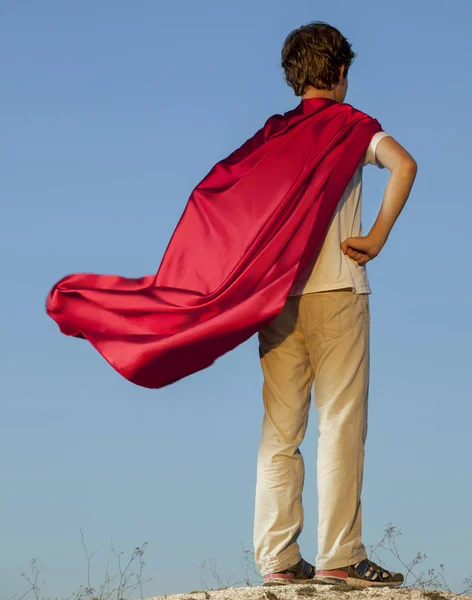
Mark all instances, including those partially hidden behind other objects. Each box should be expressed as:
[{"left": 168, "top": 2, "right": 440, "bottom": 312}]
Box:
[{"left": 281, "top": 22, "right": 356, "bottom": 96}]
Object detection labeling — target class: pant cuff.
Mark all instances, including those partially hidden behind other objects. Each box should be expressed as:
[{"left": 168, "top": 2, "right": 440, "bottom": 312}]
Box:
[
  {"left": 258, "top": 547, "right": 302, "bottom": 577},
  {"left": 316, "top": 548, "right": 367, "bottom": 571}
]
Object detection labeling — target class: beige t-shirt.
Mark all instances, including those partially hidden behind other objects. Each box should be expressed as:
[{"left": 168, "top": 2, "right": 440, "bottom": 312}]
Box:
[{"left": 288, "top": 131, "right": 391, "bottom": 296}]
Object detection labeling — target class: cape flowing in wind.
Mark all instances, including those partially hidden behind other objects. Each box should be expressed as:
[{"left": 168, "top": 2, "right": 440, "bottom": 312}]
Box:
[{"left": 46, "top": 98, "right": 382, "bottom": 389}]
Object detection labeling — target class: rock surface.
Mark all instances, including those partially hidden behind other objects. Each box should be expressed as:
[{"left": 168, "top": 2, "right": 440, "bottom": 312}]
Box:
[{"left": 144, "top": 584, "right": 470, "bottom": 600}]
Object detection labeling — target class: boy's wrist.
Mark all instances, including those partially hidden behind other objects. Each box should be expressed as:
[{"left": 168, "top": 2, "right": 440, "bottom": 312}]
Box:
[{"left": 367, "top": 230, "right": 388, "bottom": 253}]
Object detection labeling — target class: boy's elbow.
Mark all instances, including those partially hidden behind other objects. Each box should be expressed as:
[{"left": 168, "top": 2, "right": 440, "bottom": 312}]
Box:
[
  {"left": 395, "top": 156, "right": 418, "bottom": 177},
  {"left": 405, "top": 157, "right": 418, "bottom": 173},
  {"left": 385, "top": 154, "right": 418, "bottom": 175}
]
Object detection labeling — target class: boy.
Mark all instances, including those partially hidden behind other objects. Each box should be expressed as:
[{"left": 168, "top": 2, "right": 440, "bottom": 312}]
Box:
[{"left": 254, "top": 22, "right": 417, "bottom": 588}]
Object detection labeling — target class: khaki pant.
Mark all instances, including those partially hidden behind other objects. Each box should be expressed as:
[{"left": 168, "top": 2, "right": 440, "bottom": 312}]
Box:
[{"left": 254, "top": 289, "right": 370, "bottom": 575}]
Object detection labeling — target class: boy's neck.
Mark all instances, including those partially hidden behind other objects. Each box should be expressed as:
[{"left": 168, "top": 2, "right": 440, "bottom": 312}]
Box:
[{"left": 302, "top": 87, "right": 337, "bottom": 101}]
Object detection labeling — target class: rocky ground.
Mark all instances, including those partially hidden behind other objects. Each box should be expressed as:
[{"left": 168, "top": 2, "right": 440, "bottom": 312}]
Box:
[{"left": 144, "top": 583, "right": 471, "bottom": 600}]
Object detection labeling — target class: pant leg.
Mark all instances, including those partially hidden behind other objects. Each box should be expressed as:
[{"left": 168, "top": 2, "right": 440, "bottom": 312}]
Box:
[
  {"left": 298, "top": 290, "right": 370, "bottom": 570},
  {"left": 254, "top": 296, "right": 315, "bottom": 576}
]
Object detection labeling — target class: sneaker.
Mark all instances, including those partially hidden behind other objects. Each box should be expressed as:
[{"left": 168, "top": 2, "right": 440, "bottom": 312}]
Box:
[
  {"left": 263, "top": 557, "right": 316, "bottom": 586},
  {"left": 316, "top": 558, "right": 404, "bottom": 588}
]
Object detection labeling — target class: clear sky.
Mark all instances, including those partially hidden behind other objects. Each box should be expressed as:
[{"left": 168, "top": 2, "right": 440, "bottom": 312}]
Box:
[{"left": 1, "top": 1, "right": 471, "bottom": 598}]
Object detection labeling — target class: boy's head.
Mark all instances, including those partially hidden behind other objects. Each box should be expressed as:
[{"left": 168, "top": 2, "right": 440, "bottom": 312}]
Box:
[{"left": 281, "top": 22, "right": 356, "bottom": 102}]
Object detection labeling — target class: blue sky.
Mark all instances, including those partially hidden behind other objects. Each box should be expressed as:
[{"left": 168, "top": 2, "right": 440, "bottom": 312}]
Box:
[{"left": 1, "top": 0, "right": 471, "bottom": 598}]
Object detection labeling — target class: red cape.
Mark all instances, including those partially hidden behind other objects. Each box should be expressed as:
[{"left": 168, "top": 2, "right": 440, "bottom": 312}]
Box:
[{"left": 46, "top": 98, "right": 382, "bottom": 389}]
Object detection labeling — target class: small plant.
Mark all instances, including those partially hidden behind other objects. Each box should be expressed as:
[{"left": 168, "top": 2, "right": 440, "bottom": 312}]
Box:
[
  {"left": 239, "top": 542, "right": 263, "bottom": 587},
  {"left": 194, "top": 557, "right": 233, "bottom": 591},
  {"left": 18, "top": 559, "right": 44, "bottom": 600},
  {"left": 194, "top": 541, "right": 262, "bottom": 590},
  {"left": 368, "top": 523, "right": 472, "bottom": 595},
  {"left": 12, "top": 530, "right": 152, "bottom": 600}
]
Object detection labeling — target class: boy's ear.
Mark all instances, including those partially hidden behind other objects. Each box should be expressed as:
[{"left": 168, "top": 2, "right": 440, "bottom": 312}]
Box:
[{"left": 339, "top": 64, "right": 346, "bottom": 81}]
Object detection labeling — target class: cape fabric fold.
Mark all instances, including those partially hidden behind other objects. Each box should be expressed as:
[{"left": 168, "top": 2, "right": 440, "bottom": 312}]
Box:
[{"left": 46, "top": 98, "right": 382, "bottom": 388}]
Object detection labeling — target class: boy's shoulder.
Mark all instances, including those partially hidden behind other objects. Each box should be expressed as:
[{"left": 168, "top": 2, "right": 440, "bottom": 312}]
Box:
[{"left": 338, "top": 101, "right": 378, "bottom": 122}]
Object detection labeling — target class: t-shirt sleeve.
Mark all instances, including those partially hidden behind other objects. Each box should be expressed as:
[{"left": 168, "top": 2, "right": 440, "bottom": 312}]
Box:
[{"left": 363, "top": 131, "right": 392, "bottom": 169}]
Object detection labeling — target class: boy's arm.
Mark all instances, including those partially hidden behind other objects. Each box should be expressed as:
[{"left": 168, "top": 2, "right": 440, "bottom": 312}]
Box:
[{"left": 341, "top": 137, "right": 418, "bottom": 266}]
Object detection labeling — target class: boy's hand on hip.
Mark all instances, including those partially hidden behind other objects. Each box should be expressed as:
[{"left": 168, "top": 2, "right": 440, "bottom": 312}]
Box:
[
  {"left": 341, "top": 235, "right": 384, "bottom": 266},
  {"left": 340, "top": 138, "right": 418, "bottom": 268}
]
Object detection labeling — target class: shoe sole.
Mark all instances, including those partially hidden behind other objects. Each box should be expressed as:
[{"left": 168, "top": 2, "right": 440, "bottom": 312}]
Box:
[
  {"left": 263, "top": 578, "right": 318, "bottom": 586},
  {"left": 316, "top": 576, "right": 403, "bottom": 588}
]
